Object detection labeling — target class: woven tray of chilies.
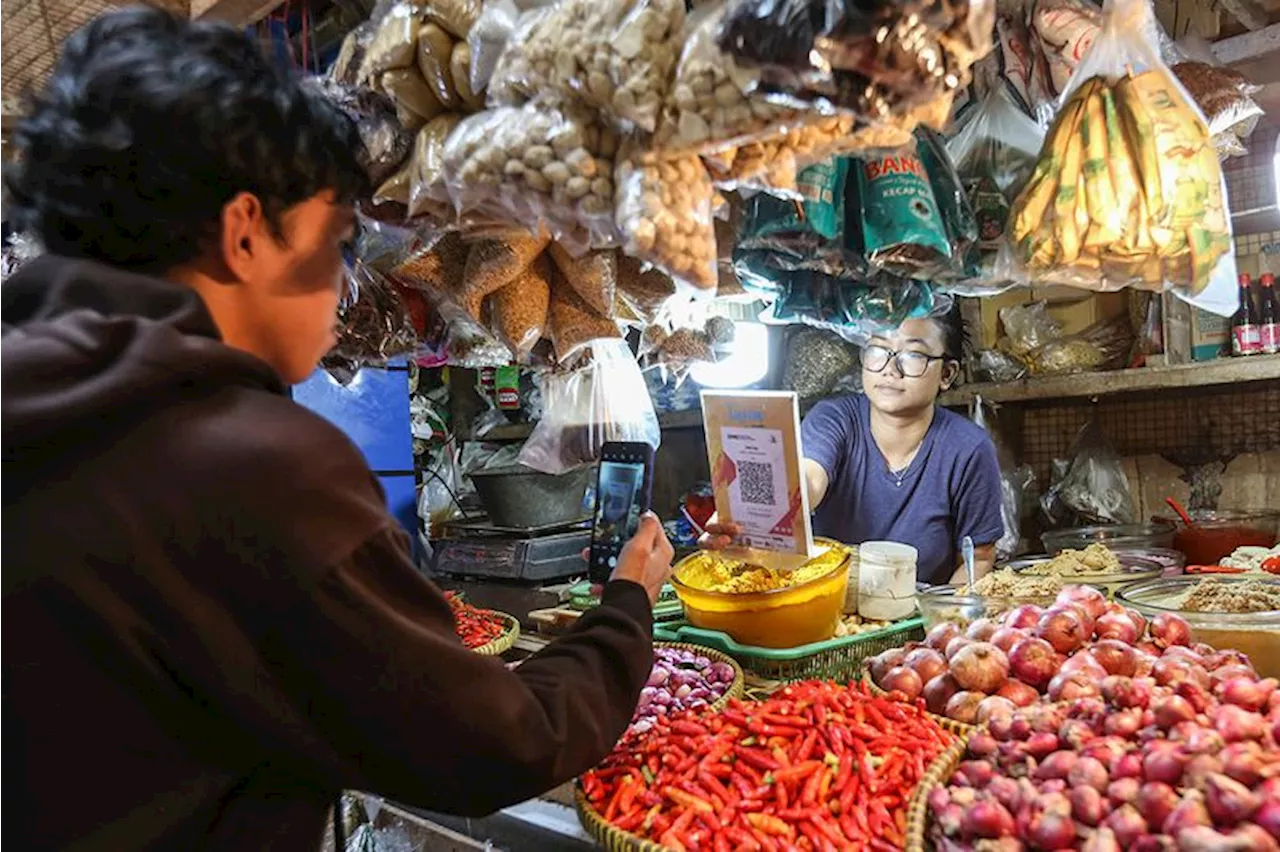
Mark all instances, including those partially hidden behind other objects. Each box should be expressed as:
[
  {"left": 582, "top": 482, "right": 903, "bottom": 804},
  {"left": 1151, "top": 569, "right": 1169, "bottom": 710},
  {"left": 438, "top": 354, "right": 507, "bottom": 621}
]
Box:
[{"left": 577, "top": 679, "right": 964, "bottom": 851}]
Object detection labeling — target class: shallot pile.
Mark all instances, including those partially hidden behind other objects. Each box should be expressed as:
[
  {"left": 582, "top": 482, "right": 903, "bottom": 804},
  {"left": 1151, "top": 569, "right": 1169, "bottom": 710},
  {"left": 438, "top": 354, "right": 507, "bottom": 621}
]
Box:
[
  {"left": 630, "top": 646, "right": 737, "bottom": 735},
  {"left": 870, "top": 585, "right": 1202, "bottom": 724},
  {"left": 927, "top": 626, "right": 1280, "bottom": 850}
]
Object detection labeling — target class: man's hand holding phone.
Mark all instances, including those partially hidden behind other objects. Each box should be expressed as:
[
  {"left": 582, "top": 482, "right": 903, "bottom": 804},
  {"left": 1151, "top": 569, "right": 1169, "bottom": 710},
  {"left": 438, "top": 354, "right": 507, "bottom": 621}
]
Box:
[{"left": 607, "top": 513, "right": 674, "bottom": 605}]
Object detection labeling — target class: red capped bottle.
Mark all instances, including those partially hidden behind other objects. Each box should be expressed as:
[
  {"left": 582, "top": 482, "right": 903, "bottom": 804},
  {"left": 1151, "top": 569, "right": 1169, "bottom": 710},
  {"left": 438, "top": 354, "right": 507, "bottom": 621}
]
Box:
[
  {"left": 1260, "top": 273, "right": 1278, "bottom": 356},
  {"left": 1232, "top": 274, "right": 1262, "bottom": 356}
]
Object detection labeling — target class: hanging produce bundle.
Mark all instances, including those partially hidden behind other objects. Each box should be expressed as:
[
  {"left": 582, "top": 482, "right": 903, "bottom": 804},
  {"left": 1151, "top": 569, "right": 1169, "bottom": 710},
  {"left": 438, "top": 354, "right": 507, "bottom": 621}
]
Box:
[
  {"left": 714, "top": 0, "right": 995, "bottom": 121},
  {"left": 581, "top": 680, "right": 958, "bottom": 850},
  {"left": 1009, "top": 0, "right": 1235, "bottom": 305}
]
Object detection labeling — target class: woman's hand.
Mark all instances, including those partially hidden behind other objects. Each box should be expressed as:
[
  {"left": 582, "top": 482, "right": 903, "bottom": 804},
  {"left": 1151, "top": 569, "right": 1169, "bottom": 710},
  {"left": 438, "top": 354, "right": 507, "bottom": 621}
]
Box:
[{"left": 697, "top": 517, "right": 742, "bottom": 551}]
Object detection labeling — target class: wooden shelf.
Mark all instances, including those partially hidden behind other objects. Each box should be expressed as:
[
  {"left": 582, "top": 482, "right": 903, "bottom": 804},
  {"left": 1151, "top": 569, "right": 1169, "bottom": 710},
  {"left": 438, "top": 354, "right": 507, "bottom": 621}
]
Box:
[{"left": 939, "top": 354, "right": 1280, "bottom": 406}]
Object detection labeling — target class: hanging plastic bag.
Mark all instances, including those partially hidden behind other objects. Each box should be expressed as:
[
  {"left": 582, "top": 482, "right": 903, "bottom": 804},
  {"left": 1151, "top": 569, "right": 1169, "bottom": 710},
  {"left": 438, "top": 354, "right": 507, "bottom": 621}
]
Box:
[
  {"left": 1041, "top": 418, "right": 1136, "bottom": 525},
  {"left": 945, "top": 87, "right": 1044, "bottom": 294},
  {"left": 487, "top": 0, "right": 686, "bottom": 133},
  {"left": 851, "top": 139, "right": 952, "bottom": 280},
  {"left": 783, "top": 327, "right": 859, "bottom": 399},
  {"left": 306, "top": 78, "right": 414, "bottom": 187},
  {"left": 916, "top": 126, "right": 980, "bottom": 281},
  {"left": 489, "top": 253, "right": 553, "bottom": 361},
  {"left": 323, "top": 258, "right": 422, "bottom": 382},
  {"left": 1171, "top": 61, "right": 1263, "bottom": 159},
  {"left": 441, "top": 102, "right": 621, "bottom": 249},
  {"left": 970, "top": 396, "right": 1034, "bottom": 560},
  {"left": 467, "top": 0, "right": 520, "bottom": 94},
  {"left": 714, "top": 0, "right": 993, "bottom": 119},
  {"left": 615, "top": 151, "right": 719, "bottom": 291},
  {"left": 518, "top": 339, "right": 661, "bottom": 474},
  {"left": 1010, "top": 0, "right": 1237, "bottom": 310},
  {"left": 419, "top": 441, "right": 464, "bottom": 538}
]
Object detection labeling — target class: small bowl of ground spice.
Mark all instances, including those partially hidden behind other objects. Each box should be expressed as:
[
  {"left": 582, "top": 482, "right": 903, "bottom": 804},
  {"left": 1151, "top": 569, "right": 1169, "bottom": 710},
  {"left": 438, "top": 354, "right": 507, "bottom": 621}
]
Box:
[{"left": 1117, "top": 576, "right": 1280, "bottom": 678}]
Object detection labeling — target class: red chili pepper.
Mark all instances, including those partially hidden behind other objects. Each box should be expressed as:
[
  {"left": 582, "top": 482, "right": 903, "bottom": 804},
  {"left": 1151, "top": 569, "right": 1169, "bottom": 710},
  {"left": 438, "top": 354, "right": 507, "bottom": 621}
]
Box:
[{"left": 746, "top": 813, "right": 795, "bottom": 839}]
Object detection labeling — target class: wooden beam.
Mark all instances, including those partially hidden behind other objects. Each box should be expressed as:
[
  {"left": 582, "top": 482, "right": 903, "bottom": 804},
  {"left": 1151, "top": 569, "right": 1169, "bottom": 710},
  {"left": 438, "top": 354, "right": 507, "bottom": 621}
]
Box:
[
  {"left": 1215, "top": 0, "right": 1269, "bottom": 32},
  {"left": 1212, "top": 22, "right": 1280, "bottom": 64},
  {"left": 190, "top": 0, "right": 282, "bottom": 26}
]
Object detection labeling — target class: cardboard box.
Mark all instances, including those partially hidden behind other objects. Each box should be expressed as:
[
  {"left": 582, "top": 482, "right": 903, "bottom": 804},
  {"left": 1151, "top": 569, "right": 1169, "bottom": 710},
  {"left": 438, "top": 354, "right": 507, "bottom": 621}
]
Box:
[
  {"left": 1162, "top": 291, "right": 1229, "bottom": 363},
  {"left": 978, "top": 287, "right": 1129, "bottom": 350}
]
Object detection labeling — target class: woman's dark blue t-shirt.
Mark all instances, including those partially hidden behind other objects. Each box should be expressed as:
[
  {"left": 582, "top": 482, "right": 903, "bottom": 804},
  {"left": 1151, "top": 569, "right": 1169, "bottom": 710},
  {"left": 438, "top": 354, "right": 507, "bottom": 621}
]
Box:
[{"left": 801, "top": 394, "right": 1004, "bottom": 585}]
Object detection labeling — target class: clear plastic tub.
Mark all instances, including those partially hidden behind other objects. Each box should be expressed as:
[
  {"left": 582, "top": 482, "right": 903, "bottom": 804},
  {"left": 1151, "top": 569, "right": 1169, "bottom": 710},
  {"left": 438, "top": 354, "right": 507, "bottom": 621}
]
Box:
[
  {"left": 1116, "top": 576, "right": 1280, "bottom": 679},
  {"left": 1041, "top": 522, "right": 1176, "bottom": 554}
]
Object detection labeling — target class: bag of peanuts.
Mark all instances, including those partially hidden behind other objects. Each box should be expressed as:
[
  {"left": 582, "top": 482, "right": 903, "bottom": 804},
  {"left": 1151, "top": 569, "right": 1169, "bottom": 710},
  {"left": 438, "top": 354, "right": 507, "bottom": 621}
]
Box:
[
  {"left": 518, "top": 338, "right": 660, "bottom": 474},
  {"left": 442, "top": 101, "right": 621, "bottom": 248},
  {"left": 487, "top": 0, "right": 686, "bottom": 133},
  {"left": 546, "top": 271, "right": 622, "bottom": 362},
  {"left": 615, "top": 151, "right": 719, "bottom": 292},
  {"left": 457, "top": 229, "right": 551, "bottom": 320}
]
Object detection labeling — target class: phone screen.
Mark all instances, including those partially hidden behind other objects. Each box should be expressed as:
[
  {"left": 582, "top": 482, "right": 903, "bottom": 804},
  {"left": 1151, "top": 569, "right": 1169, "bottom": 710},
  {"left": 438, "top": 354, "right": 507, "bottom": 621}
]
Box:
[{"left": 589, "top": 451, "right": 651, "bottom": 581}]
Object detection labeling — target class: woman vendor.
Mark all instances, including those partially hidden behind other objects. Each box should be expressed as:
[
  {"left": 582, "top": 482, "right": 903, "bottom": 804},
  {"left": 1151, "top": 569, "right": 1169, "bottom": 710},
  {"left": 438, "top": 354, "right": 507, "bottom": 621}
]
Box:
[{"left": 706, "top": 307, "right": 1004, "bottom": 586}]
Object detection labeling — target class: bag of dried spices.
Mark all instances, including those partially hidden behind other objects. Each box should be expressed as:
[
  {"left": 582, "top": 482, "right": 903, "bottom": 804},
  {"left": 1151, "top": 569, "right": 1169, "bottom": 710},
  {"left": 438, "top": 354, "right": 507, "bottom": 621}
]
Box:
[
  {"left": 614, "top": 253, "right": 676, "bottom": 324},
  {"left": 547, "top": 271, "right": 622, "bottom": 362},
  {"left": 457, "top": 230, "right": 550, "bottom": 321},
  {"left": 489, "top": 253, "right": 552, "bottom": 361},
  {"left": 546, "top": 244, "right": 617, "bottom": 317}
]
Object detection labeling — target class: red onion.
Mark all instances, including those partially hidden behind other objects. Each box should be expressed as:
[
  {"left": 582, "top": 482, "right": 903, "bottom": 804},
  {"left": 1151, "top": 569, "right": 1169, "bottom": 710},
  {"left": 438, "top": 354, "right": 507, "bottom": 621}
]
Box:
[
  {"left": 990, "top": 626, "right": 1027, "bottom": 654},
  {"left": 1112, "top": 752, "right": 1144, "bottom": 780},
  {"left": 1103, "top": 803, "right": 1149, "bottom": 845},
  {"left": 904, "top": 646, "right": 948, "bottom": 685},
  {"left": 1123, "top": 607, "right": 1148, "bottom": 638},
  {"left": 1080, "top": 736, "right": 1127, "bottom": 767},
  {"left": 870, "top": 647, "right": 908, "bottom": 684},
  {"left": 1215, "top": 705, "right": 1268, "bottom": 743},
  {"left": 966, "top": 617, "right": 1000, "bottom": 642},
  {"left": 1049, "top": 670, "right": 1101, "bottom": 702},
  {"left": 1004, "top": 604, "right": 1044, "bottom": 630},
  {"left": 1205, "top": 772, "right": 1260, "bottom": 826},
  {"left": 1144, "top": 746, "right": 1189, "bottom": 785},
  {"left": 962, "top": 799, "right": 1015, "bottom": 839},
  {"left": 946, "top": 691, "right": 986, "bottom": 724},
  {"left": 1061, "top": 718, "right": 1099, "bottom": 750},
  {"left": 1104, "top": 708, "right": 1144, "bottom": 738},
  {"left": 926, "top": 622, "right": 962, "bottom": 652},
  {"left": 1173, "top": 826, "right": 1238, "bottom": 851},
  {"left": 1204, "top": 648, "right": 1253, "bottom": 671},
  {"left": 986, "top": 775, "right": 1020, "bottom": 810},
  {"left": 1217, "top": 677, "right": 1278, "bottom": 713},
  {"left": 1152, "top": 694, "right": 1197, "bottom": 730},
  {"left": 1095, "top": 612, "right": 1141, "bottom": 644},
  {"left": 1022, "top": 807, "right": 1076, "bottom": 850},
  {"left": 1008, "top": 637, "right": 1058, "bottom": 690},
  {"left": 955, "top": 759, "right": 996, "bottom": 788},
  {"left": 924, "top": 673, "right": 962, "bottom": 715},
  {"left": 1037, "top": 605, "right": 1090, "bottom": 654},
  {"left": 1061, "top": 650, "right": 1109, "bottom": 680},
  {"left": 1255, "top": 799, "right": 1280, "bottom": 841},
  {"left": 968, "top": 731, "right": 999, "bottom": 758},
  {"left": 1109, "top": 777, "right": 1141, "bottom": 806},
  {"left": 934, "top": 803, "right": 964, "bottom": 838},
  {"left": 1175, "top": 725, "right": 1225, "bottom": 757},
  {"left": 1176, "top": 680, "right": 1214, "bottom": 714},
  {"left": 1091, "top": 639, "right": 1141, "bottom": 677},
  {"left": 1081, "top": 827, "right": 1123, "bottom": 852},
  {"left": 1057, "top": 584, "right": 1109, "bottom": 620},
  {"left": 1154, "top": 658, "right": 1210, "bottom": 689},
  {"left": 1182, "top": 754, "right": 1224, "bottom": 789},
  {"left": 1024, "top": 731, "right": 1060, "bottom": 758},
  {"left": 1070, "top": 755, "right": 1111, "bottom": 792},
  {"left": 1221, "top": 742, "right": 1268, "bottom": 787},
  {"left": 1163, "top": 792, "right": 1212, "bottom": 835},
  {"left": 1103, "top": 675, "right": 1155, "bottom": 709},
  {"left": 951, "top": 642, "right": 1010, "bottom": 694},
  {"left": 1136, "top": 781, "right": 1179, "bottom": 829},
  {"left": 1035, "top": 749, "right": 1079, "bottom": 781},
  {"left": 1163, "top": 646, "right": 1206, "bottom": 666},
  {"left": 881, "top": 666, "right": 924, "bottom": 701},
  {"left": 945, "top": 635, "right": 974, "bottom": 661},
  {"left": 997, "top": 680, "right": 1039, "bottom": 707},
  {"left": 1073, "top": 785, "right": 1107, "bottom": 826},
  {"left": 1232, "top": 825, "right": 1280, "bottom": 852},
  {"left": 1150, "top": 612, "right": 1193, "bottom": 649},
  {"left": 977, "top": 695, "right": 1018, "bottom": 726}
]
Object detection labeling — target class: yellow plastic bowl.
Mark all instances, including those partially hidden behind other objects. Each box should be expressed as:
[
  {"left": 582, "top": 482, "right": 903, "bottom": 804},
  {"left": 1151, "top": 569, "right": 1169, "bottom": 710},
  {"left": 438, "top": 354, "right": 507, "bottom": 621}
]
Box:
[{"left": 670, "top": 541, "right": 852, "bottom": 648}]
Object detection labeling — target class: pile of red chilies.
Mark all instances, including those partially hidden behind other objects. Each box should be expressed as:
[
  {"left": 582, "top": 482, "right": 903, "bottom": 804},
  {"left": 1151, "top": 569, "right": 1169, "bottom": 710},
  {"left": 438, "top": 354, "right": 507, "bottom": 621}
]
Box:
[
  {"left": 444, "top": 591, "right": 506, "bottom": 649},
  {"left": 582, "top": 680, "right": 956, "bottom": 852}
]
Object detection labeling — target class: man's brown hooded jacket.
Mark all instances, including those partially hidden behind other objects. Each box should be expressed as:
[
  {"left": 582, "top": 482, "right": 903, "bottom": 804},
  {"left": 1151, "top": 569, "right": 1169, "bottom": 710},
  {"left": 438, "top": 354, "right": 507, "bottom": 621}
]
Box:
[{"left": 2, "top": 255, "right": 653, "bottom": 851}]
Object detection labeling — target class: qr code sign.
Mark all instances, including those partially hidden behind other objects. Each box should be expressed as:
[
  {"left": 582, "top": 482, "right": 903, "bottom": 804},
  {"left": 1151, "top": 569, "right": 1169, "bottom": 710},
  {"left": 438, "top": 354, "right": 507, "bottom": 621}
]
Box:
[{"left": 738, "top": 461, "right": 776, "bottom": 506}]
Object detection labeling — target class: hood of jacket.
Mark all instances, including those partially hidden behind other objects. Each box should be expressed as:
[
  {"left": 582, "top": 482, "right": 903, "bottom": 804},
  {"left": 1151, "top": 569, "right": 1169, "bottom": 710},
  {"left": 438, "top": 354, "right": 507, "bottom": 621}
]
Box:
[{"left": 2, "top": 255, "right": 285, "bottom": 467}]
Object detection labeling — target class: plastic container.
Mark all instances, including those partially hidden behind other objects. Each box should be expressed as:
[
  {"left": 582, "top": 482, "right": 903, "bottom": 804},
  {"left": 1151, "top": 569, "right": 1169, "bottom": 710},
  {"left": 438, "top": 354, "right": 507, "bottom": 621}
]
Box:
[
  {"left": 842, "top": 547, "right": 861, "bottom": 615},
  {"left": 1111, "top": 547, "right": 1186, "bottom": 576},
  {"left": 858, "top": 541, "right": 918, "bottom": 621},
  {"left": 1005, "top": 552, "right": 1166, "bottom": 590},
  {"left": 670, "top": 541, "right": 853, "bottom": 649},
  {"left": 1041, "top": 521, "right": 1176, "bottom": 554},
  {"left": 1116, "top": 576, "right": 1280, "bottom": 679},
  {"left": 470, "top": 464, "right": 592, "bottom": 528},
  {"left": 916, "top": 586, "right": 1057, "bottom": 630},
  {"left": 1154, "top": 509, "right": 1280, "bottom": 566}
]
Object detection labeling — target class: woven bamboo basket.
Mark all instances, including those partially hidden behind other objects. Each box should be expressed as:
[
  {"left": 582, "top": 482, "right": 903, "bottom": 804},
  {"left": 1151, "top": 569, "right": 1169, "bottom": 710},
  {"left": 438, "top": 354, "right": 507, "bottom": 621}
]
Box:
[
  {"left": 902, "top": 726, "right": 976, "bottom": 852},
  {"left": 472, "top": 613, "right": 520, "bottom": 656},
  {"left": 652, "top": 642, "right": 746, "bottom": 711},
  {"left": 861, "top": 660, "right": 976, "bottom": 737}
]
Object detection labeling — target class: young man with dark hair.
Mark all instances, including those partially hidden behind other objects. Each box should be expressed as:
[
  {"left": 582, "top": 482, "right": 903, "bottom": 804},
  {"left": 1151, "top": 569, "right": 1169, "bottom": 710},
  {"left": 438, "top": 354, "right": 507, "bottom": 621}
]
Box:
[{"left": 2, "top": 10, "right": 672, "bottom": 850}]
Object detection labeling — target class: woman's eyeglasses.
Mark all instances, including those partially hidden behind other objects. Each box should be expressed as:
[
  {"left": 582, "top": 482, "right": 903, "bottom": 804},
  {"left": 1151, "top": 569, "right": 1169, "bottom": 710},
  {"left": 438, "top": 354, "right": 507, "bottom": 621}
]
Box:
[{"left": 862, "top": 345, "right": 948, "bottom": 378}]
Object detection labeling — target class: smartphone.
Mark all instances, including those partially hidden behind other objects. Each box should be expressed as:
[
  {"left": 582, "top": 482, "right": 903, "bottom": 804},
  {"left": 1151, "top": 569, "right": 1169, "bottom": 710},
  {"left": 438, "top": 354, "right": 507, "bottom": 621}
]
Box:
[{"left": 588, "top": 441, "right": 655, "bottom": 585}]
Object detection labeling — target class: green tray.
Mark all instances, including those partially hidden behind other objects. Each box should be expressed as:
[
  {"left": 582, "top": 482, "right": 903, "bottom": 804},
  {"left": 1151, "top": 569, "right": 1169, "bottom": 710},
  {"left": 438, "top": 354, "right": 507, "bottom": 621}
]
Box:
[
  {"left": 652, "top": 617, "right": 925, "bottom": 683},
  {"left": 567, "top": 582, "right": 680, "bottom": 616}
]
